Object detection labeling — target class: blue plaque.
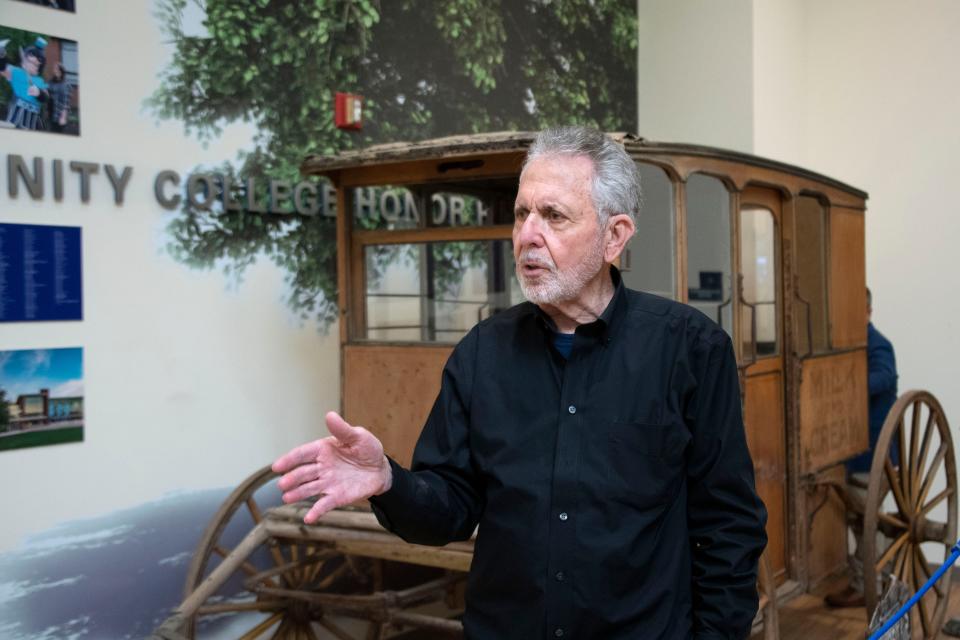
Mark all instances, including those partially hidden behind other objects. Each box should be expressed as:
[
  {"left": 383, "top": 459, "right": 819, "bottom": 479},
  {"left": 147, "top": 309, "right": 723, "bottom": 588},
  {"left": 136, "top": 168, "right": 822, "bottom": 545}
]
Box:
[{"left": 0, "top": 223, "right": 83, "bottom": 322}]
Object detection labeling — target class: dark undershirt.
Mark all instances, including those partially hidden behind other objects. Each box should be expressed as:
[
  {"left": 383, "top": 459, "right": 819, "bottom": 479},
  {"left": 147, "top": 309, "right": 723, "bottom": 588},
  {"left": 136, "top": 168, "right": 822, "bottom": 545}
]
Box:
[{"left": 553, "top": 331, "right": 574, "bottom": 359}]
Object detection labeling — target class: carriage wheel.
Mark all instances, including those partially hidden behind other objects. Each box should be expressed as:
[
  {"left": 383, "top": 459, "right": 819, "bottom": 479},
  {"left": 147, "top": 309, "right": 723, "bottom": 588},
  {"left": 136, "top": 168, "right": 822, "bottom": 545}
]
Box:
[
  {"left": 756, "top": 550, "right": 779, "bottom": 640},
  {"left": 863, "top": 391, "right": 957, "bottom": 639},
  {"left": 182, "top": 465, "right": 384, "bottom": 640}
]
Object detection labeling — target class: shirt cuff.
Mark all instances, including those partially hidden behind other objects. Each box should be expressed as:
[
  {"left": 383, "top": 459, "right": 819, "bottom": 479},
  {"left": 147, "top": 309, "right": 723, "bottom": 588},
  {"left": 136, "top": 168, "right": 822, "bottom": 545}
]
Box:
[{"left": 368, "top": 456, "right": 414, "bottom": 532}]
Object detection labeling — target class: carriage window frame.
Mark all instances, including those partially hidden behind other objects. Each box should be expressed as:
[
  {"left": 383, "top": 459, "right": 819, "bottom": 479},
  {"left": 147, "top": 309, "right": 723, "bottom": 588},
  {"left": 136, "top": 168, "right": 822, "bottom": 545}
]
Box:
[
  {"left": 620, "top": 161, "right": 677, "bottom": 300},
  {"left": 738, "top": 205, "right": 780, "bottom": 360},
  {"left": 683, "top": 172, "right": 735, "bottom": 339},
  {"left": 794, "top": 194, "right": 832, "bottom": 356},
  {"left": 342, "top": 180, "right": 517, "bottom": 344}
]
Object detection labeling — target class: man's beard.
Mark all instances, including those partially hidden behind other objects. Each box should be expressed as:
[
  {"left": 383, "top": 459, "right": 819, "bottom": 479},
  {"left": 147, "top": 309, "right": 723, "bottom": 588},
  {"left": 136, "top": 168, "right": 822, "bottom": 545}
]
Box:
[{"left": 516, "top": 231, "right": 606, "bottom": 306}]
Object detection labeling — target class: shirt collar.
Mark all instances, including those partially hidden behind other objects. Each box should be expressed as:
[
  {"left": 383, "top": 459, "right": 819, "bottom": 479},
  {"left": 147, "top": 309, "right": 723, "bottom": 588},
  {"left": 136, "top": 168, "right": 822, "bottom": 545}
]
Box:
[{"left": 530, "top": 265, "right": 628, "bottom": 343}]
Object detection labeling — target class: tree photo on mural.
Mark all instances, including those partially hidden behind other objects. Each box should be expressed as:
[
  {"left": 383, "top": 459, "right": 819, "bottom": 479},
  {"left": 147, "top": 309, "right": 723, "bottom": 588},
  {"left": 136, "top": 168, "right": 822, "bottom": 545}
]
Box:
[{"left": 149, "top": 0, "right": 638, "bottom": 327}]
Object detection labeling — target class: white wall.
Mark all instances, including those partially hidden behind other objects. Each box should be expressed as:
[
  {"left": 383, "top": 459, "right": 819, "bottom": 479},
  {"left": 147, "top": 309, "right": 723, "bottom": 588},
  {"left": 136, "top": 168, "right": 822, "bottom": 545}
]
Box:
[
  {"left": 637, "top": 0, "right": 755, "bottom": 152},
  {"left": 751, "top": 0, "right": 806, "bottom": 163},
  {"left": 0, "top": 1, "right": 339, "bottom": 552}
]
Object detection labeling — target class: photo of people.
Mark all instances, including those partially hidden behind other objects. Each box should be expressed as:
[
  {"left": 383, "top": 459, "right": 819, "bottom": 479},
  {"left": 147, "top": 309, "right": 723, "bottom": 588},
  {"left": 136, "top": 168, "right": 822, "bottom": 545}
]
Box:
[
  {"left": 8, "top": 0, "right": 75, "bottom": 12},
  {"left": 0, "top": 25, "right": 79, "bottom": 135},
  {"left": 0, "top": 347, "right": 84, "bottom": 452}
]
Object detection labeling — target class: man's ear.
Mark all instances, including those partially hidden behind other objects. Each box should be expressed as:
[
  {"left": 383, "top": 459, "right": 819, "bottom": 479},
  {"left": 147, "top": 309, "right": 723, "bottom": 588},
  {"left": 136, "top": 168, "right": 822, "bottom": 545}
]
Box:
[{"left": 603, "top": 213, "right": 636, "bottom": 264}]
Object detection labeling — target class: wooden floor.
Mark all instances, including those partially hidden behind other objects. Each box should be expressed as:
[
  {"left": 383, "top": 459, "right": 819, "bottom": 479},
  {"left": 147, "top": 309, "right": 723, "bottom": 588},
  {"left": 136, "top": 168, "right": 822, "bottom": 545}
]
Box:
[{"left": 751, "top": 575, "right": 960, "bottom": 640}]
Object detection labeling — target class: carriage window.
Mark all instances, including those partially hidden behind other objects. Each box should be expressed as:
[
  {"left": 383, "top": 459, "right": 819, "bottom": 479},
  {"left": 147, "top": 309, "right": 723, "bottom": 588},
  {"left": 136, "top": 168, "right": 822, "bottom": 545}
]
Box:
[
  {"left": 621, "top": 163, "right": 675, "bottom": 299},
  {"left": 685, "top": 174, "right": 733, "bottom": 338},
  {"left": 351, "top": 182, "right": 516, "bottom": 230},
  {"left": 740, "top": 207, "right": 778, "bottom": 358},
  {"left": 363, "top": 240, "right": 521, "bottom": 342},
  {"left": 795, "top": 196, "right": 830, "bottom": 354}
]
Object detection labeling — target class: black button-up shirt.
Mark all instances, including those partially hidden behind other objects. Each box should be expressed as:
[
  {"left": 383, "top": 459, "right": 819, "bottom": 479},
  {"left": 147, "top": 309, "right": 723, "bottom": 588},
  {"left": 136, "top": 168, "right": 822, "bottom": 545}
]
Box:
[{"left": 370, "top": 268, "right": 767, "bottom": 639}]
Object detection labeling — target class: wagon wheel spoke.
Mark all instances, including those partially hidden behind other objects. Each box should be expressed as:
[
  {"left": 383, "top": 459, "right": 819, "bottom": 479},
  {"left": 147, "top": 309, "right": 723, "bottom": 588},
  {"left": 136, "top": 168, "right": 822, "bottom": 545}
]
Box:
[
  {"left": 901, "top": 400, "right": 923, "bottom": 502},
  {"left": 919, "top": 487, "right": 954, "bottom": 520},
  {"left": 897, "top": 417, "right": 909, "bottom": 502},
  {"left": 914, "top": 565, "right": 931, "bottom": 639},
  {"left": 237, "top": 611, "right": 283, "bottom": 640},
  {"left": 876, "top": 532, "right": 910, "bottom": 573},
  {"left": 303, "top": 621, "right": 323, "bottom": 640},
  {"left": 884, "top": 458, "right": 912, "bottom": 519},
  {"left": 212, "top": 544, "right": 281, "bottom": 588},
  {"left": 915, "top": 443, "right": 948, "bottom": 511},
  {"left": 892, "top": 539, "right": 910, "bottom": 579},
  {"left": 902, "top": 542, "right": 913, "bottom": 587},
  {"left": 305, "top": 547, "right": 339, "bottom": 584},
  {"left": 912, "top": 411, "right": 937, "bottom": 506},
  {"left": 914, "top": 545, "right": 942, "bottom": 598},
  {"left": 247, "top": 496, "right": 266, "bottom": 524},
  {"left": 268, "top": 617, "right": 292, "bottom": 640},
  {"left": 315, "top": 560, "right": 352, "bottom": 590},
  {"left": 878, "top": 512, "right": 908, "bottom": 531},
  {"left": 908, "top": 404, "right": 922, "bottom": 502},
  {"left": 289, "top": 542, "right": 302, "bottom": 584}
]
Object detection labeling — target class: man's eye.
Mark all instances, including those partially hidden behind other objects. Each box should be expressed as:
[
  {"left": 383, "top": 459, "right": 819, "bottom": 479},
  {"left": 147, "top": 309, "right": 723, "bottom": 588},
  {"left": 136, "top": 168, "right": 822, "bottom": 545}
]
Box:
[
  {"left": 548, "top": 211, "right": 564, "bottom": 222},
  {"left": 514, "top": 209, "right": 528, "bottom": 221}
]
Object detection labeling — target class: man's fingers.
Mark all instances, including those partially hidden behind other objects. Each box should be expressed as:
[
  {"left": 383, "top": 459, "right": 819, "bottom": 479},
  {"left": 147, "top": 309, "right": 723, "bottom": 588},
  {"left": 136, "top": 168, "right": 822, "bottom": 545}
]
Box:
[
  {"left": 304, "top": 494, "right": 341, "bottom": 524},
  {"left": 277, "top": 462, "right": 324, "bottom": 493},
  {"left": 271, "top": 439, "right": 324, "bottom": 474},
  {"left": 281, "top": 478, "right": 328, "bottom": 505},
  {"left": 325, "top": 411, "right": 359, "bottom": 444}
]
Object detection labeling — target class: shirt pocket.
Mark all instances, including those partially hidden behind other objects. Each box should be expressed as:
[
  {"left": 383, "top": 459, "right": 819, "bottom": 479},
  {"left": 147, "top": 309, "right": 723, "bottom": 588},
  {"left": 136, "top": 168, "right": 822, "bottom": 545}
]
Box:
[{"left": 598, "top": 419, "right": 689, "bottom": 507}]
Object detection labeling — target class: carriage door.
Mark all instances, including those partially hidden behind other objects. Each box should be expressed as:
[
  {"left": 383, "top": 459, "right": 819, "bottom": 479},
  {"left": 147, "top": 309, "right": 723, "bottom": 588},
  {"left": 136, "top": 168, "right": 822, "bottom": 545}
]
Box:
[{"left": 739, "top": 187, "right": 789, "bottom": 583}]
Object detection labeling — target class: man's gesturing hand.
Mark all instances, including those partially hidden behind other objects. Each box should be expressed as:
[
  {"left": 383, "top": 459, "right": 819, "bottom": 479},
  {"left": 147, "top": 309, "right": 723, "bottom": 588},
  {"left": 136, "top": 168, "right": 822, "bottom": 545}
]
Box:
[{"left": 271, "top": 411, "right": 393, "bottom": 524}]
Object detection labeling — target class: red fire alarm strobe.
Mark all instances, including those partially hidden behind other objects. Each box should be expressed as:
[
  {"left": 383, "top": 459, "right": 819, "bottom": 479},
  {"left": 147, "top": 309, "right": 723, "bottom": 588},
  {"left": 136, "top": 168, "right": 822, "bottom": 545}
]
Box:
[{"left": 335, "top": 92, "right": 363, "bottom": 130}]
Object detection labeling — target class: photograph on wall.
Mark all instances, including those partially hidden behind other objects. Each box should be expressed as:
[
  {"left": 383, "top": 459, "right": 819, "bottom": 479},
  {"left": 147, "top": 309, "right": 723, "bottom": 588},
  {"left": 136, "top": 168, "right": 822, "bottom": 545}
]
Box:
[
  {"left": 0, "top": 347, "right": 83, "bottom": 452},
  {"left": 0, "top": 24, "right": 79, "bottom": 134},
  {"left": 7, "top": 0, "right": 75, "bottom": 12},
  {"left": 0, "top": 223, "right": 83, "bottom": 322}
]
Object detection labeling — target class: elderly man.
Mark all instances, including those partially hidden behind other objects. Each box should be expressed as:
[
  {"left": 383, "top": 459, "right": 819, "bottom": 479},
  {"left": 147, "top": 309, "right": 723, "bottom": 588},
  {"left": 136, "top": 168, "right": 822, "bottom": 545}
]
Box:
[{"left": 274, "top": 126, "right": 767, "bottom": 639}]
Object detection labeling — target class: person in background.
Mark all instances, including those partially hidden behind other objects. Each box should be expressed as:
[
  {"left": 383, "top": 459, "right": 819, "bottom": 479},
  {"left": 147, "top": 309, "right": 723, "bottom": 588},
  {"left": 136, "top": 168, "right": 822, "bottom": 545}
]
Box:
[
  {"left": 47, "top": 62, "right": 71, "bottom": 134},
  {"left": 825, "top": 286, "right": 899, "bottom": 608}
]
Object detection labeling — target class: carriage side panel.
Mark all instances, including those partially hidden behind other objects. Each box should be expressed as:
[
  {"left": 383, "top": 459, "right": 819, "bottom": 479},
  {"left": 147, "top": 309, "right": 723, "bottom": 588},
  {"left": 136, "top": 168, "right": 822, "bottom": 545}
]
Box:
[
  {"left": 798, "top": 350, "right": 869, "bottom": 474},
  {"left": 829, "top": 206, "right": 867, "bottom": 349},
  {"left": 343, "top": 344, "right": 452, "bottom": 467}
]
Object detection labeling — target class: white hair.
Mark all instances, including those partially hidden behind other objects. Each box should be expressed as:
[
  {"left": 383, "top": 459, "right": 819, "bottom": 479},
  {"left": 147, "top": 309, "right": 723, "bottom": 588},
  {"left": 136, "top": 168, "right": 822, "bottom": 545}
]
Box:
[{"left": 523, "top": 126, "right": 641, "bottom": 228}]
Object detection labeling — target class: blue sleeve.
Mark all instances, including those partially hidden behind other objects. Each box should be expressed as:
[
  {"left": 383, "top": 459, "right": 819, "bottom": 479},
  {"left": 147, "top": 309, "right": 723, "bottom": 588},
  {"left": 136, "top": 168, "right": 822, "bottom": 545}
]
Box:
[{"left": 868, "top": 333, "right": 897, "bottom": 396}]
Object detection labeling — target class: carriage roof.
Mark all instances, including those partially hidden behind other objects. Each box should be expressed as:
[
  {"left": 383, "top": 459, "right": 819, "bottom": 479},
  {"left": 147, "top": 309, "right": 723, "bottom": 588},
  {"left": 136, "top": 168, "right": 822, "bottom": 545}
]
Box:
[{"left": 301, "top": 131, "right": 866, "bottom": 200}]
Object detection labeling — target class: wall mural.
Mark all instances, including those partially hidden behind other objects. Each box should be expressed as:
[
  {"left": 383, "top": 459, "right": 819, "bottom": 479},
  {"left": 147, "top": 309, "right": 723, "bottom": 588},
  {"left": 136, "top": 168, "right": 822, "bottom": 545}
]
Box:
[
  {"left": 150, "top": 0, "right": 638, "bottom": 328},
  {"left": 0, "top": 1, "right": 637, "bottom": 637}
]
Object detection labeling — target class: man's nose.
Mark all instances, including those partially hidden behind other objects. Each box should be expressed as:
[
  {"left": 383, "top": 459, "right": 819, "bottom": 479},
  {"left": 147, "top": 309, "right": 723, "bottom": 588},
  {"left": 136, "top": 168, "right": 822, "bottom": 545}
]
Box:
[{"left": 515, "top": 212, "right": 545, "bottom": 248}]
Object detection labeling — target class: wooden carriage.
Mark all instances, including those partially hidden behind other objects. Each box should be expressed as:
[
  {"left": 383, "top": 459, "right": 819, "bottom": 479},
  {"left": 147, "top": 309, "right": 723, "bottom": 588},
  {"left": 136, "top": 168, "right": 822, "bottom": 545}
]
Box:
[{"left": 152, "top": 133, "right": 957, "bottom": 640}]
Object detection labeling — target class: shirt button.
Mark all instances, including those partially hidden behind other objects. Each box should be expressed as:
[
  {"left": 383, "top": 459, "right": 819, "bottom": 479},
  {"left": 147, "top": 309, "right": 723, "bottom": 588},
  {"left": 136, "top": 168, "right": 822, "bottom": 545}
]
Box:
[
  {"left": 567, "top": 405, "right": 577, "bottom": 414},
  {"left": 555, "top": 629, "right": 564, "bottom": 637},
  {"left": 559, "top": 512, "right": 568, "bottom": 521},
  {"left": 555, "top": 571, "right": 565, "bottom": 582}
]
